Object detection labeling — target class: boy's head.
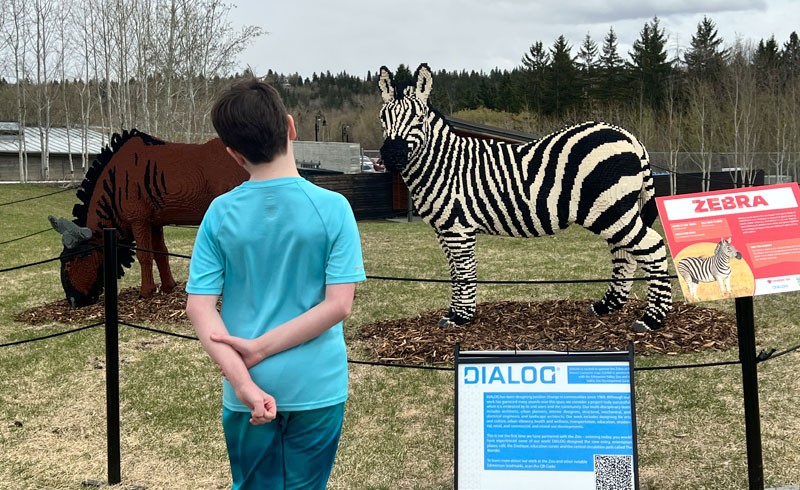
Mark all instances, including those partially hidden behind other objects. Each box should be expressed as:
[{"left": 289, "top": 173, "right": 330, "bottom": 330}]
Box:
[{"left": 211, "top": 78, "right": 289, "bottom": 164}]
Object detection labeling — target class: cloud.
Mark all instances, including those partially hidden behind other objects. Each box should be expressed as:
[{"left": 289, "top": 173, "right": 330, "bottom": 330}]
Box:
[{"left": 481, "top": 0, "right": 766, "bottom": 24}]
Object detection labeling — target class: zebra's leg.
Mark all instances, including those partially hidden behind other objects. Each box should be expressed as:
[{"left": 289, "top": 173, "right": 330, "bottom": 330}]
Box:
[
  {"left": 590, "top": 247, "right": 638, "bottom": 316},
  {"left": 625, "top": 226, "right": 673, "bottom": 331},
  {"left": 686, "top": 279, "right": 700, "bottom": 301},
  {"left": 592, "top": 208, "right": 672, "bottom": 331},
  {"left": 719, "top": 274, "right": 732, "bottom": 297},
  {"left": 725, "top": 273, "right": 734, "bottom": 296},
  {"left": 436, "top": 231, "right": 478, "bottom": 327}
]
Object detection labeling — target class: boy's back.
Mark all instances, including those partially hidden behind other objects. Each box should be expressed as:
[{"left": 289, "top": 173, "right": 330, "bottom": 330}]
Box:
[
  {"left": 187, "top": 77, "right": 364, "bottom": 490},
  {"left": 189, "top": 176, "right": 364, "bottom": 411}
]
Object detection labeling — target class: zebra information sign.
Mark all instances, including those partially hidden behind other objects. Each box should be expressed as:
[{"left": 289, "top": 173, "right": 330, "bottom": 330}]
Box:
[
  {"left": 455, "top": 347, "right": 639, "bottom": 490},
  {"left": 656, "top": 183, "right": 800, "bottom": 302}
]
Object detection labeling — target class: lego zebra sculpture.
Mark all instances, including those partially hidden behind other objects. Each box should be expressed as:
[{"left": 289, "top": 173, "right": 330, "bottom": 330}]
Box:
[{"left": 378, "top": 63, "right": 672, "bottom": 332}]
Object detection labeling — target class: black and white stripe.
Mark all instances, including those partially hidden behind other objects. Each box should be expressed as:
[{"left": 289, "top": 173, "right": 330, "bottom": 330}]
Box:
[
  {"left": 378, "top": 64, "right": 672, "bottom": 332},
  {"left": 678, "top": 238, "right": 742, "bottom": 300}
]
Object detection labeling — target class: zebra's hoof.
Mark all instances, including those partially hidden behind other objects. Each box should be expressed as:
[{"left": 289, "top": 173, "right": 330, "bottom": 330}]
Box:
[
  {"left": 438, "top": 312, "right": 473, "bottom": 328},
  {"left": 632, "top": 318, "right": 662, "bottom": 333},
  {"left": 590, "top": 301, "right": 611, "bottom": 316},
  {"left": 438, "top": 317, "right": 455, "bottom": 328}
]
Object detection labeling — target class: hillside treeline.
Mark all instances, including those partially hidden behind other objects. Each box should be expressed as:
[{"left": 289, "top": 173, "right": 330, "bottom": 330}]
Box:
[{"left": 0, "top": 3, "right": 798, "bottom": 184}]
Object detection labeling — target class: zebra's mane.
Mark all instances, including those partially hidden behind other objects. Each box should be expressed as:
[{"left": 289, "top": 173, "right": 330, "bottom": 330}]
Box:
[{"left": 71, "top": 128, "right": 165, "bottom": 277}]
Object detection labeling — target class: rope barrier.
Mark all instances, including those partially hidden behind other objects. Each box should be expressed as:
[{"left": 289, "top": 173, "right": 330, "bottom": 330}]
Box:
[
  {"left": 5, "top": 312, "right": 796, "bottom": 372},
  {"left": 0, "top": 322, "right": 103, "bottom": 348},
  {"left": 759, "top": 342, "right": 800, "bottom": 362},
  {"left": 634, "top": 359, "right": 740, "bottom": 371},
  {"left": 108, "top": 318, "right": 776, "bottom": 374},
  {"left": 118, "top": 244, "right": 192, "bottom": 260},
  {"left": 0, "top": 186, "right": 76, "bottom": 207},
  {"left": 0, "top": 255, "right": 65, "bottom": 274},
  {"left": 348, "top": 358, "right": 454, "bottom": 371},
  {"left": 0, "top": 228, "right": 52, "bottom": 246},
  {"left": 121, "top": 244, "right": 680, "bottom": 284},
  {"left": 119, "top": 321, "right": 199, "bottom": 341},
  {"left": 0, "top": 245, "right": 102, "bottom": 274},
  {"left": 366, "top": 274, "right": 679, "bottom": 284}
]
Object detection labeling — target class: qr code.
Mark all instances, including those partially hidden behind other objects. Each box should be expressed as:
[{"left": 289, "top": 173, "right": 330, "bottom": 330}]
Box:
[{"left": 594, "top": 455, "right": 633, "bottom": 490}]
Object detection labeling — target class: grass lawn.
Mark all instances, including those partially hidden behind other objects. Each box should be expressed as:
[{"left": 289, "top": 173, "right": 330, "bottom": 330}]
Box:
[{"left": 1, "top": 183, "right": 798, "bottom": 489}]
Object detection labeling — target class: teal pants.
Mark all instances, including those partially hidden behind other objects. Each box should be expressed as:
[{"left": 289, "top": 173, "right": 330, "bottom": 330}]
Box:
[{"left": 222, "top": 402, "right": 345, "bottom": 490}]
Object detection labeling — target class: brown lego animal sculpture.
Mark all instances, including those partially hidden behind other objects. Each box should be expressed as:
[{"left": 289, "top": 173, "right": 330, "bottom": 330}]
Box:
[{"left": 50, "top": 129, "right": 248, "bottom": 307}]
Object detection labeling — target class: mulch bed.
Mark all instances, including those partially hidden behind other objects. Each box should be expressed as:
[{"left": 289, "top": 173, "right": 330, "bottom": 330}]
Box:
[
  {"left": 355, "top": 299, "right": 738, "bottom": 365},
  {"left": 16, "top": 285, "right": 738, "bottom": 366},
  {"left": 15, "top": 284, "right": 192, "bottom": 327}
]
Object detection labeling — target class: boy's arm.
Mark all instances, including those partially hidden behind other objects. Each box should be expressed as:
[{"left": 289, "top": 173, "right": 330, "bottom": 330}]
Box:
[
  {"left": 211, "top": 282, "right": 356, "bottom": 367},
  {"left": 186, "top": 293, "right": 276, "bottom": 424}
]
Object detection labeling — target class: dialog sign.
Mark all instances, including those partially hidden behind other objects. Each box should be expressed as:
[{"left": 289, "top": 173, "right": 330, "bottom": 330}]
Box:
[
  {"left": 656, "top": 183, "right": 800, "bottom": 302},
  {"left": 455, "top": 349, "right": 638, "bottom": 490}
]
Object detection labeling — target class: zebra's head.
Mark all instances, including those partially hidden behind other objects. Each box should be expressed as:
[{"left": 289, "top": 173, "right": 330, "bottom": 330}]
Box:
[
  {"left": 378, "top": 63, "right": 433, "bottom": 173},
  {"left": 717, "top": 237, "right": 743, "bottom": 260}
]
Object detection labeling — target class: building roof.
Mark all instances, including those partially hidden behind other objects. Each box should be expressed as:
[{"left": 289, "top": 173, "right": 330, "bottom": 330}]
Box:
[
  {"left": 445, "top": 116, "right": 539, "bottom": 144},
  {"left": 0, "top": 123, "right": 106, "bottom": 155}
]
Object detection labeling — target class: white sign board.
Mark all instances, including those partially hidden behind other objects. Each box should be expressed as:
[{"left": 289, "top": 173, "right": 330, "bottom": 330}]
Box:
[{"left": 455, "top": 349, "right": 638, "bottom": 490}]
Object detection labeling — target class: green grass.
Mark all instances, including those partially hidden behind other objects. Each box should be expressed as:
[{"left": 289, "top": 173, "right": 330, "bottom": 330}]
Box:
[{"left": 1, "top": 183, "right": 799, "bottom": 489}]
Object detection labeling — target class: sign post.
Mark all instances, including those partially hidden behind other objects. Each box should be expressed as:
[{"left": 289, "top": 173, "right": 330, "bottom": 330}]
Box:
[
  {"left": 455, "top": 345, "right": 638, "bottom": 490},
  {"left": 656, "top": 183, "right": 800, "bottom": 490}
]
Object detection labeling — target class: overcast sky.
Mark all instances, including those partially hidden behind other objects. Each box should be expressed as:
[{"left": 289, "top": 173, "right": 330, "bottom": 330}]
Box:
[{"left": 229, "top": 0, "right": 798, "bottom": 78}]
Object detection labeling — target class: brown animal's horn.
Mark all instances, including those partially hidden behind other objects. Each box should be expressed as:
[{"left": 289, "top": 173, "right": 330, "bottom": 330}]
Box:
[{"left": 48, "top": 215, "right": 92, "bottom": 249}]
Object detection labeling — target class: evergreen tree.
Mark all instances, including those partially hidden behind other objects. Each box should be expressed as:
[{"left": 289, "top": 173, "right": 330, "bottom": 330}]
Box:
[
  {"left": 394, "top": 64, "right": 413, "bottom": 84},
  {"left": 520, "top": 41, "right": 549, "bottom": 112},
  {"left": 521, "top": 41, "right": 550, "bottom": 71},
  {"left": 754, "top": 36, "right": 781, "bottom": 72},
  {"left": 629, "top": 17, "right": 672, "bottom": 110},
  {"left": 545, "top": 35, "right": 580, "bottom": 115},
  {"left": 754, "top": 36, "right": 782, "bottom": 87},
  {"left": 577, "top": 33, "right": 599, "bottom": 71},
  {"left": 782, "top": 31, "right": 800, "bottom": 80},
  {"left": 598, "top": 27, "right": 626, "bottom": 104},
  {"left": 577, "top": 32, "right": 600, "bottom": 106},
  {"left": 684, "top": 16, "right": 728, "bottom": 82}
]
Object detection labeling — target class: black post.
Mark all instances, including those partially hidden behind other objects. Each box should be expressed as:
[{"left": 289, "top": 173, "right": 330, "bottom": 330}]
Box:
[
  {"left": 735, "top": 296, "right": 763, "bottom": 490},
  {"left": 103, "top": 229, "right": 122, "bottom": 485}
]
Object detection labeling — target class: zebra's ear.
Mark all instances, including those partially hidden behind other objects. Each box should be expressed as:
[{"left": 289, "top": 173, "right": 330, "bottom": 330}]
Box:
[
  {"left": 414, "top": 63, "right": 433, "bottom": 104},
  {"left": 378, "top": 66, "right": 394, "bottom": 103}
]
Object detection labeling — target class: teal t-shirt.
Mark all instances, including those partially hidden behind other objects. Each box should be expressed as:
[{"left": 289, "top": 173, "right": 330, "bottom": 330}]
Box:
[{"left": 186, "top": 176, "right": 366, "bottom": 412}]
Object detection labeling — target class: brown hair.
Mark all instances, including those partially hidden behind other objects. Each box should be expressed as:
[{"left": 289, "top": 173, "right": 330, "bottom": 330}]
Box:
[{"left": 211, "top": 78, "right": 289, "bottom": 164}]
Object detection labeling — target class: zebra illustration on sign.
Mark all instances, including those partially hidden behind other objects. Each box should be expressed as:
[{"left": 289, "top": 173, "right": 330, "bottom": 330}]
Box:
[
  {"left": 677, "top": 237, "right": 743, "bottom": 301},
  {"left": 378, "top": 63, "right": 672, "bottom": 332}
]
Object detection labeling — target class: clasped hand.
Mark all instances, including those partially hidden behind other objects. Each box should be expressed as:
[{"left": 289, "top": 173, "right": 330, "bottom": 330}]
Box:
[
  {"left": 211, "top": 333, "right": 263, "bottom": 368},
  {"left": 212, "top": 333, "right": 275, "bottom": 424}
]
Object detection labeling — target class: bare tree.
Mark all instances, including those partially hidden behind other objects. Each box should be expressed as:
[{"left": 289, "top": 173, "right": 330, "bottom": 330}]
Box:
[
  {"left": 724, "top": 39, "right": 762, "bottom": 186},
  {"left": 685, "top": 80, "right": 720, "bottom": 191},
  {"left": 2, "top": 0, "right": 31, "bottom": 181},
  {"left": 33, "top": 0, "right": 58, "bottom": 180},
  {"left": 55, "top": 0, "right": 76, "bottom": 176}
]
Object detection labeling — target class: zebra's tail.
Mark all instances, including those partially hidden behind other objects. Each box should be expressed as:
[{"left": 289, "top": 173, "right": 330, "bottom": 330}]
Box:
[{"left": 638, "top": 145, "right": 658, "bottom": 227}]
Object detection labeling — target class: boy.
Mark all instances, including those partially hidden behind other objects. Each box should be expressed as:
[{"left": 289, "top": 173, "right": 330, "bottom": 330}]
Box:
[{"left": 186, "top": 78, "right": 366, "bottom": 490}]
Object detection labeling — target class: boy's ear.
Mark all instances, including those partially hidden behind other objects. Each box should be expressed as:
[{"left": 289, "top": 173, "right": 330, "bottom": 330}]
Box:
[
  {"left": 287, "top": 114, "right": 297, "bottom": 141},
  {"left": 225, "top": 146, "right": 248, "bottom": 168}
]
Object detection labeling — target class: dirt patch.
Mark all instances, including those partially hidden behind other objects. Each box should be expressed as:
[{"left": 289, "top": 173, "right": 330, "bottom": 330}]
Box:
[
  {"left": 16, "top": 286, "right": 738, "bottom": 366},
  {"left": 356, "top": 299, "right": 738, "bottom": 365}
]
